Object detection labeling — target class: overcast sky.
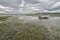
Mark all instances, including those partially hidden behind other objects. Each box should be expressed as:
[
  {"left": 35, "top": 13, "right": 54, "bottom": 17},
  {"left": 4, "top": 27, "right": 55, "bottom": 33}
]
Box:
[{"left": 0, "top": 0, "right": 60, "bottom": 13}]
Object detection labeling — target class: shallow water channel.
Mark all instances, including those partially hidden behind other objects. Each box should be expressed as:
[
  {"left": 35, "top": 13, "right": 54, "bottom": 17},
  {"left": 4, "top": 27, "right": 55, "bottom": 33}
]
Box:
[{"left": 18, "top": 16, "right": 60, "bottom": 27}]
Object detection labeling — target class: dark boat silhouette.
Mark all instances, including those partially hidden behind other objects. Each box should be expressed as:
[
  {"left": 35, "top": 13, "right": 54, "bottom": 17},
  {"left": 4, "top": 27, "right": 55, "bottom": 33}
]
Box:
[{"left": 39, "top": 15, "right": 50, "bottom": 19}]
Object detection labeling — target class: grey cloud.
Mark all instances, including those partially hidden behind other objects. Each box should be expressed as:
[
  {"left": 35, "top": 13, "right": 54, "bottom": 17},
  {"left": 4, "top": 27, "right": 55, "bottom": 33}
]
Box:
[{"left": 0, "top": 0, "right": 60, "bottom": 13}]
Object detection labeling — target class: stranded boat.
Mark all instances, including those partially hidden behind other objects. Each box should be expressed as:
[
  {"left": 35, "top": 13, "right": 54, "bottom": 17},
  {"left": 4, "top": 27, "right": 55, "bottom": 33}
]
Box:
[{"left": 39, "top": 15, "right": 50, "bottom": 19}]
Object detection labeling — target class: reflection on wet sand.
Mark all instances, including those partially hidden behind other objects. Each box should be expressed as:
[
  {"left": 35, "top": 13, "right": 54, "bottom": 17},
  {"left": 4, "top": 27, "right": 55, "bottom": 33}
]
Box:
[{"left": 19, "top": 16, "right": 60, "bottom": 27}]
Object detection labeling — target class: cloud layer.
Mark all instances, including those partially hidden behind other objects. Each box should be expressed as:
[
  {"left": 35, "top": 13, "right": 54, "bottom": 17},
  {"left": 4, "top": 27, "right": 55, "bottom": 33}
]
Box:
[{"left": 0, "top": 0, "right": 60, "bottom": 13}]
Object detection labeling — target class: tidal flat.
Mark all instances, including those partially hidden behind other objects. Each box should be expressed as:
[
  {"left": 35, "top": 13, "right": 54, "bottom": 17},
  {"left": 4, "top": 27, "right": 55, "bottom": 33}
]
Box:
[{"left": 0, "top": 14, "right": 60, "bottom": 40}]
